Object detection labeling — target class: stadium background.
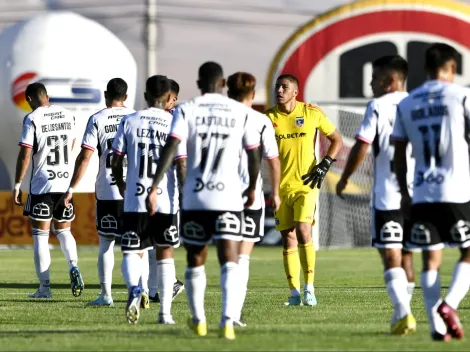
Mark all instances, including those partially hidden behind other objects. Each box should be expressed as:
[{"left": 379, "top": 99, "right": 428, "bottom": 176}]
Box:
[{"left": 1, "top": 0, "right": 470, "bottom": 248}]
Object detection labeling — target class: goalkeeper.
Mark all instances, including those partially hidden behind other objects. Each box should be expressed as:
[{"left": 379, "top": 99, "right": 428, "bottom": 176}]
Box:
[{"left": 265, "top": 74, "right": 343, "bottom": 306}]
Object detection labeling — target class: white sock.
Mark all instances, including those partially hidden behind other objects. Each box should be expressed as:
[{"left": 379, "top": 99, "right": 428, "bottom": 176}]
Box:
[
  {"left": 384, "top": 268, "right": 411, "bottom": 322},
  {"left": 158, "top": 258, "right": 176, "bottom": 316},
  {"left": 445, "top": 262, "right": 470, "bottom": 310},
  {"left": 32, "top": 229, "right": 51, "bottom": 292},
  {"left": 122, "top": 253, "right": 142, "bottom": 290},
  {"left": 98, "top": 236, "right": 115, "bottom": 297},
  {"left": 55, "top": 228, "right": 78, "bottom": 269},
  {"left": 140, "top": 250, "right": 149, "bottom": 294},
  {"left": 421, "top": 270, "right": 447, "bottom": 335},
  {"left": 185, "top": 266, "right": 206, "bottom": 323},
  {"left": 220, "top": 261, "right": 239, "bottom": 325},
  {"left": 148, "top": 248, "right": 158, "bottom": 297},
  {"left": 235, "top": 254, "right": 250, "bottom": 321},
  {"left": 407, "top": 282, "right": 416, "bottom": 301}
]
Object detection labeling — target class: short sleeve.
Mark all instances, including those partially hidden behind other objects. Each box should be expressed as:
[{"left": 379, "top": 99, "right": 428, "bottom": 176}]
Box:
[
  {"left": 243, "top": 114, "right": 261, "bottom": 150},
  {"left": 174, "top": 139, "right": 187, "bottom": 160},
  {"left": 81, "top": 116, "right": 98, "bottom": 151},
  {"left": 355, "top": 101, "right": 378, "bottom": 144},
  {"left": 169, "top": 105, "right": 188, "bottom": 142},
  {"left": 312, "top": 106, "right": 336, "bottom": 136},
  {"left": 391, "top": 105, "right": 408, "bottom": 142},
  {"left": 260, "top": 117, "right": 279, "bottom": 159},
  {"left": 19, "top": 114, "right": 34, "bottom": 149},
  {"left": 112, "top": 119, "right": 127, "bottom": 155}
]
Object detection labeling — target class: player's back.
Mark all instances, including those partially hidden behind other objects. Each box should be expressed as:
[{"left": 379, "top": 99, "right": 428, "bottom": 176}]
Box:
[
  {"left": 396, "top": 80, "right": 470, "bottom": 204},
  {"left": 114, "top": 108, "right": 178, "bottom": 213},
  {"left": 358, "top": 91, "right": 413, "bottom": 210},
  {"left": 239, "top": 110, "right": 278, "bottom": 210},
  {"left": 82, "top": 106, "right": 135, "bottom": 200},
  {"left": 174, "top": 93, "right": 258, "bottom": 212},
  {"left": 21, "top": 104, "right": 75, "bottom": 194}
]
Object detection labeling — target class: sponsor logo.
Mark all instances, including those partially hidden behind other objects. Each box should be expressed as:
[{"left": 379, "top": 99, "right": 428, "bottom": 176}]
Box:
[
  {"left": 267, "top": 0, "right": 470, "bottom": 105},
  {"left": 275, "top": 132, "right": 307, "bottom": 141}
]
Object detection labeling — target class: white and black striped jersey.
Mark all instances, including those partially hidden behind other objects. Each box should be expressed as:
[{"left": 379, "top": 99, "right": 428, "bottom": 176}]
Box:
[
  {"left": 81, "top": 106, "right": 136, "bottom": 200},
  {"left": 170, "top": 93, "right": 261, "bottom": 212},
  {"left": 112, "top": 107, "right": 186, "bottom": 214},
  {"left": 355, "top": 91, "right": 414, "bottom": 210},
  {"left": 19, "top": 105, "right": 76, "bottom": 194},
  {"left": 392, "top": 80, "right": 470, "bottom": 204},
  {"left": 238, "top": 110, "right": 279, "bottom": 210}
]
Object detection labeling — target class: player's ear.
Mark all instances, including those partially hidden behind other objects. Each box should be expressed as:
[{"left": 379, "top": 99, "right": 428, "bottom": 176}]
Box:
[
  {"left": 252, "top": 90, "right": 256, "bottom": 100},
  {"left": 221, "top": 78, "right": 226, "bottom": 88},
  {"left": 123, "top": 94, "right": 128, "bottom": 102},
  {"left": 144, "top": 92, "right": 148, "bottom": 101},
  {"left": 166, "top": 92, "right": 172, "bottom": 103}
]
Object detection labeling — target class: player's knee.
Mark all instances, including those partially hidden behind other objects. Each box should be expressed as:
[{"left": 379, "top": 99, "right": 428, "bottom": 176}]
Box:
[
  {"left": 156, "top": 246, "right": 173, "bottom": 260},
  {"left": 32, "top": 228, "right": 49, "bottom": 237},
  {"left": 458, "top": 247, "right": 470, "bottom": 263},
  {"left": 185, "top": 244, "right": 207, "bottom": 267},
  {"left": 295, "top": 222, "right": 312, "bottom": 244},
  {"left": 281, "top": 228, "right": 297, "bottom": 249},
  {"left": 380, "top": 248, "right": 402, "bottom": 269},
  {"left": 422, "top": 250, "right": 442, "bottom": 271}
]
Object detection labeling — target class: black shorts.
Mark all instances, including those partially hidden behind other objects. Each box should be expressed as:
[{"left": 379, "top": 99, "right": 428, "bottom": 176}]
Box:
[
  {"left": 242, "top": 208, "right": 264, "bottom": 243},
  {"left": 121, "top": 212, "right": 180, "bottom": 253},
  {"left": 408, "top": 202, "right": 470, "bottom": 250},
  {"left": 372, "top": 209, "right": 405, "bottom": 249},
  {"left": 181, "top": 210, "right": 243, "bottom": 246},
  {"left": 24, "top": 193, "right": 74, "bottom": 222},
  {"left": 96, "top": 199, "right": 124, "bottom": 237}
]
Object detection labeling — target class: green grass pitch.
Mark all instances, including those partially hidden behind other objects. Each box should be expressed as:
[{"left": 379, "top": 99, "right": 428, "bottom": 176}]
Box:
[{"left": 0, "top": 247, "right": 468, "bottom": 351}]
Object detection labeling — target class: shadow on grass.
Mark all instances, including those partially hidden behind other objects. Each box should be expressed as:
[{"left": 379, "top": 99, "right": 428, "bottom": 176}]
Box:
[
  {"left": 0, "top": 283, "right": 127, "bottom": 290},
  {"left": 0, "top": 329, "right": 186, "bottom": 336}
]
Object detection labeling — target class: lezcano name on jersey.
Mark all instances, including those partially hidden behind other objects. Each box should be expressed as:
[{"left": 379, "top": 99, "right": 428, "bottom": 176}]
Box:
[
  {"left": 41, "top": 122, "right": 72, "bottom": 133},
  {"left": 411, "top": 105, "right": 449, "bottom": 120}
]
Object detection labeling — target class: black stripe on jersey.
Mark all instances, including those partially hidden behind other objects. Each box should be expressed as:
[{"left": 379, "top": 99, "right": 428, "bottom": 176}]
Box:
[
  {"left": 94, "top": 122, "right": 102, "bottom": 157},
  {"left": 32, "top": 121, "right": 38, "bottom": 155},
  {"left": 243, "top": 113, "right": 249, "bottom": 127},
  {"left": 463, "top": 96, "right": 470, "bottom": 172},
  {"left": 372, "top": 109, "right": 380, "bottom": 158}
]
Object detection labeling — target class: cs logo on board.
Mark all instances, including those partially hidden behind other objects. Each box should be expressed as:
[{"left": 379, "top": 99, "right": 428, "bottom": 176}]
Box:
[
  {"left": 266, "top": 0, "right": 470, "bottom": 106},
  {"left": 11, "top": 71, "right": 104, "bottom": 112}
]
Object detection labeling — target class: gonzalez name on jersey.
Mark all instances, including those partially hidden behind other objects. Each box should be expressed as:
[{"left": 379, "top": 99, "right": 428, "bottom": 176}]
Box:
[
  {"left": 356, "top": 91, "right": 414, "bottom": 211},
  {"left": 112, "top": 107, "right": 186, "bottom": 214},
  {"left": 19, "top": 105, "right": 76, "bottom": 194},
  {"left": 81, "top": 106, "right": 136, "bottom": 200},
  {"left": 169, "top": 93, "right": 261, "bottom": 213}
]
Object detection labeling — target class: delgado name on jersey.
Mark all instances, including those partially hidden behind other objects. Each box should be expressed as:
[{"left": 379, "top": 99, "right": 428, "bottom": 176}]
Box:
[
  {"left": 355, "top": 91, "right": 414, "bottom": 210},
  {"left": 19, "top": 105, "right": 76, "bottom": 194},
  {"left": 169, "top": 93, "right": 261, "bottom": 212},
  {"left": 81, "top": 106, "right": 136, "bottom": 201},
  {"left": 112, "top": 107, "right": 186, "bottom": 214},
  {"left": 239, "top": 110, "right": 279, "bottom": 210},
  {"left": 392, "top": 80, "right": 470, "bottom": 204}
]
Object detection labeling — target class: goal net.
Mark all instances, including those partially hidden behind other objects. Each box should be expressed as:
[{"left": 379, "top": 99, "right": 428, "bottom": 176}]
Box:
[{"left": 261, "top": 104, "right": 374, "bottom": 249}]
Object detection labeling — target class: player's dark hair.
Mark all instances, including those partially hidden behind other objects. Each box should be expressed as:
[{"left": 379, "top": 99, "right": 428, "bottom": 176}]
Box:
[
  {"left": 106, "top": 78, "right": 128, "bottom": 100},
  {"left": 169, "top": 79, "right": 179, "bottom": 95},
  {"left": 25, "top": 82, "right": 47, "bottom": 99},
  {"left": 425, "top": 43, "right": 459, "bottom": 73},
  {"left": 146, "top": 75, "right": 171, "bottom": 99},
  {"left": 227, "top": 72, "right": 256, "bottom": 101},
  {"left": 198, "top": 61, "right": 224, "bottom": 85},
  {"left": 373, "top": 55, "right": 408, "bottom": 80},
  {"left": 277, "top": 74, "right": 299, "bottom": 87}
]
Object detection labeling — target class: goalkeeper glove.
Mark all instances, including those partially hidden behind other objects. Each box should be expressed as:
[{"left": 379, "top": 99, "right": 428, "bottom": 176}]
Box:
[{"left": 301, "top": 156, "right": 335, "bottom": 189}]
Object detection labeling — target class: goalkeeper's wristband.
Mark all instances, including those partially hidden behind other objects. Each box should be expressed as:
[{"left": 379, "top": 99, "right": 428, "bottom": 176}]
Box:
[{"left": 322, "top": 156, "right": 336, "bottom": 167}]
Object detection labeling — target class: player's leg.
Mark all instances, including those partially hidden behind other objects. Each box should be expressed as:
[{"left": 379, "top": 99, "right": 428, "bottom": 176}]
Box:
[
  {"left": 139, "top": 250, "right": 150, "bottom": 309},
  {"left": 153, "top": 212, "right": 180, "bottom": 324},
  {"left": 181, "top": 210, "right": 211, "bottom": 336},
  {"left": 276, "top": 195, "right": 301, "bottom": 305},
  {"left": 30, "top": 218, "right": 52, "bottom": 298},
  {"left": 121, "top": 212, "right": 150, "bottom": 324},
  {"left": 437, "top": 202, "right": 470, "bottom": 340},
  {"left": 293, "top": 191, "right": 318, "bottom": 306},
  {"left": 52, "top": 194, "right": 83, "bottom": 297},
  {"left": 213, "top": 211, "right": 243, "bottom": 340},
  {"left": 401, "top": 249, "right": 416, "bottom": 300},
  {"left": 234, "top": 207, "right": 263, "bottom": 326},
  {"left": 90, "top": 199, "right": 119, "bottom": 306},
  {"left": 148, "top": 248, "right": 159, "bottom": 301}
]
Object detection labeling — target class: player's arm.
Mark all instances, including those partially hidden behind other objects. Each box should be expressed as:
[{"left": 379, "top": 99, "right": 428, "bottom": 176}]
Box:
[
  {"left": 111, "top": 153, "right": 125, "bottom": 197},
  {"left": 175, "top": 158, "right": 186, "bottom": 188},
  {"left": 13, "top": 146, "right": 32, "bottom": 206},
  {"left": 337, "top": 103, "right": 377, "bottom": 198},
  {"left": 391, "top": 106, "right": 411, "bottom": 213},
  {"left": 302, "top": 108, "right": 344, "bottom": 189},
  {"left": 261, "top": 120, "right": 281, "bottom": 211},
  {"left": 244, "top": 147, "right": 261, "bottom": 208}
]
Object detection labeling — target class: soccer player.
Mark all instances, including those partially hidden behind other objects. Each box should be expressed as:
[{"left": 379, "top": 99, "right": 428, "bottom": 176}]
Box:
[
  {"left": 265, "top": 74, "right": 343, "bottom": 306},
  {"left": 13, "top": 82, "right": 84, "bottom": 298},
  {"left": 392, "top": 43, "right": 470, "bottom": 341},
  {"left": 58, "top": 78, "right": 135, "bottom": 306},
  {"left": 148, "top": 78, "right": 185, "bottom": 304},
  {"left": 112, "top": 75, "right": 186, "bottom": 325},
  {"left": 336, "top": 55, "right": 416, "bottom": 335},
  {"left": 226, "top": 71, "right": 281, "bottom": 327},
  {"left": 146, "top": 62, "right": 262, "bottom": 339}
]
